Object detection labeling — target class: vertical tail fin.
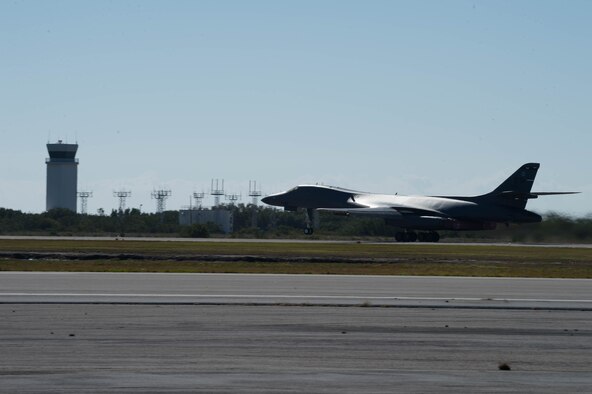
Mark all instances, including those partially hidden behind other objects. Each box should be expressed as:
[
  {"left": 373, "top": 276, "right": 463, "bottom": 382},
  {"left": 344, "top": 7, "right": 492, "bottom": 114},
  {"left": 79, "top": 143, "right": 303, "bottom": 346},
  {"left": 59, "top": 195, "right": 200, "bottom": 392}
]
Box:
[{"left": 485, "top": 163, "right": 540, "bottom": 209}]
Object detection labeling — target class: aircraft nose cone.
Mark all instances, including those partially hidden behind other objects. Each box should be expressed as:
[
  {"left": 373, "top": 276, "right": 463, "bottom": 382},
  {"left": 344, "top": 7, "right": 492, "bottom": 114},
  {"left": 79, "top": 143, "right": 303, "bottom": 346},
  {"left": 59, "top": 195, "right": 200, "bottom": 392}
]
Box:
[
  {"left": 262, "top": 194, "right": 284, "bottom": 206},
  {"left": 261, "top": 196, "right": 273, "bottom": 205}
]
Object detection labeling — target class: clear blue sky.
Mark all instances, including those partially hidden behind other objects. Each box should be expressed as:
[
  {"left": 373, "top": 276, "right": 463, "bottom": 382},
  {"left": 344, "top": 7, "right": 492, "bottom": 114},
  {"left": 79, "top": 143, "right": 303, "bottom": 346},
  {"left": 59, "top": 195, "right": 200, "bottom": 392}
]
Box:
[{"left": 1, "top": 0, "right": 590, "bottom": 215}]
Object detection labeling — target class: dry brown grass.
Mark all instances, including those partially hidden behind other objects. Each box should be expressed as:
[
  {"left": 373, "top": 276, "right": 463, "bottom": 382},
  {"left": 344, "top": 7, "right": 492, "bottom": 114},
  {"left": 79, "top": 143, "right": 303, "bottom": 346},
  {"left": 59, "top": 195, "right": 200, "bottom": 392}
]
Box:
[{"left": 1, "top": 238, "right": 591, "bottom": 278}]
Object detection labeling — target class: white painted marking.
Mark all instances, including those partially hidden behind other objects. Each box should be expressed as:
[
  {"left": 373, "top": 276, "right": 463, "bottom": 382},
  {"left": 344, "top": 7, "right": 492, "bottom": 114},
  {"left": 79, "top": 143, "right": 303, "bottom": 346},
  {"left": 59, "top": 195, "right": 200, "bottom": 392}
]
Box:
[
  {"left": 1, "top": 271, "right": 590, "bottom": 281},
  {"left": 1, "top": 293, "right": 591, "bottom": 303}
]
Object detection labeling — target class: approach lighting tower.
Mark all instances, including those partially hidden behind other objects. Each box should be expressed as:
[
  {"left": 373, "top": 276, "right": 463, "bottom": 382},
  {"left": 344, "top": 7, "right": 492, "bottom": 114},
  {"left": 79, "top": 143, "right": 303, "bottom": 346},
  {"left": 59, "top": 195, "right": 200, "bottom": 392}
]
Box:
[
  {"left": 46, "top": 140, "right": 79, "bottom": 212},
  {"left": 193, "top": 192, "right": 205, "bottom": 209},
  {"left": 113, "top": 190, "right": 132, "bottom": 212},
  {"left": 77, "top": 191, "right": 93, "bottom": 215},
  {"left": 248, "top": 180, "right": 262, "bottom": 206},
  {"left": 210, "top": 179, "right": 225, "bottom": 207},
  {"left": 152, "top": 189, "right": 172, "bottom": 214}
]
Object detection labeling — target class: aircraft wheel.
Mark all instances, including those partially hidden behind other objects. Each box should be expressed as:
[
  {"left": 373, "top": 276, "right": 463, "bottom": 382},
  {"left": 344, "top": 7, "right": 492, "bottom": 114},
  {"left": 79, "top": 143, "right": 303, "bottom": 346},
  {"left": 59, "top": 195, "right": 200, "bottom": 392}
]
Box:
[
  {"left": 417, "top": 231, "right": 440, "bottom": 242},
  {"left": 304, "top": 228, "right": 314, "bottom": 235},
  {"left": 395, "top": 232, "right": 406, "bottom": 242},
  {"left": 407, "top": 232, "right": 417, "bottom": 242}
]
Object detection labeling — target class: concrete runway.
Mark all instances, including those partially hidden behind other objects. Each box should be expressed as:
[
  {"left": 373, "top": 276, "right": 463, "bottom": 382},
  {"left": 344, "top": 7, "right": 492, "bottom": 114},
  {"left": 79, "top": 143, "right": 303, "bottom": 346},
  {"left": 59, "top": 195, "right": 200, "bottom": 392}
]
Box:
[
  {"left": 1, "top": 272, "right": 591, "bottom": 309},
  {"left": 1, "top": 273, "right": 591, "bottom": 392}
]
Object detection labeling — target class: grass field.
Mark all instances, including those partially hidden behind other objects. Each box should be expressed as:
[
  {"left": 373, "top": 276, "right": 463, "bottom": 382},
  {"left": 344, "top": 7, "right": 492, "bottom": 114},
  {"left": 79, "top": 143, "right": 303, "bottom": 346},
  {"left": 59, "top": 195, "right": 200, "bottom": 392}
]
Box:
[{"left": 1, "top": 238, "right": 591, "bottom": 278}]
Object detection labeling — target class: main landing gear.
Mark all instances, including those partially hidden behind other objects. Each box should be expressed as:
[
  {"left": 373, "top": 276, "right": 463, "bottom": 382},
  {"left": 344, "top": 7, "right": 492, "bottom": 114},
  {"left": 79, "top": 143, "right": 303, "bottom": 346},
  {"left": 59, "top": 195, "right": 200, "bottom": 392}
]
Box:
[{"left": 395, "top": 231, "right": 440, "bottom": 243}]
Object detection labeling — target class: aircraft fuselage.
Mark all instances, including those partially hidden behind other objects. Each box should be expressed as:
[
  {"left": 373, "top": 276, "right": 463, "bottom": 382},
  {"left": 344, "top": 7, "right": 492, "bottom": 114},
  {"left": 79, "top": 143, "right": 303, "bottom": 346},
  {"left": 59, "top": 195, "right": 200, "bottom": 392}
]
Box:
[{"left": 261, "top": 164, "right": 576, "bottom": 241}]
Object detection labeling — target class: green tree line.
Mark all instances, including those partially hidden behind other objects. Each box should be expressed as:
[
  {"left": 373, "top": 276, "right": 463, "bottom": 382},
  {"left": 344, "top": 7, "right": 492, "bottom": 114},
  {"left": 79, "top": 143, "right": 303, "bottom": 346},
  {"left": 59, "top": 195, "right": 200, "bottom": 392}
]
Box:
[{"left": 0, "top": 205, "right": 591, "bottom": 242}]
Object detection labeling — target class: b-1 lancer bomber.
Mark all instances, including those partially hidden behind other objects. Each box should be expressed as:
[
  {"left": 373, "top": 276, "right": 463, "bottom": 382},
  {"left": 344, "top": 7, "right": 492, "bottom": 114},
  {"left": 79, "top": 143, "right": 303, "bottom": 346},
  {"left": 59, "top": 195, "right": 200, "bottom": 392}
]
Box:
[{"left": 262, "top": 163, "right": 578, "bottom": 242}]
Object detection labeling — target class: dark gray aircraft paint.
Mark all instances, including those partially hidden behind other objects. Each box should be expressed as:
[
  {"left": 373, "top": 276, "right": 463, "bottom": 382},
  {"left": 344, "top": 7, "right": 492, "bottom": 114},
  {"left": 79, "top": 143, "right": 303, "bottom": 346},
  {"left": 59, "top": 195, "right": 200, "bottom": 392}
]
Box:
[{"left": 262, "top": 163, "right": 578, "bottom": 242}]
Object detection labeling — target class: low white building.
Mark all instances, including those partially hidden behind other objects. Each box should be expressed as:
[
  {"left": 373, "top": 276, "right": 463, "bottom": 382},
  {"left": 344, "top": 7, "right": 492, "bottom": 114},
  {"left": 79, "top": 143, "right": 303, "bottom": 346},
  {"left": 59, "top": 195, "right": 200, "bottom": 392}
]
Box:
[{"left": 178, "top": 208, "right": 233, "bottom": 234}]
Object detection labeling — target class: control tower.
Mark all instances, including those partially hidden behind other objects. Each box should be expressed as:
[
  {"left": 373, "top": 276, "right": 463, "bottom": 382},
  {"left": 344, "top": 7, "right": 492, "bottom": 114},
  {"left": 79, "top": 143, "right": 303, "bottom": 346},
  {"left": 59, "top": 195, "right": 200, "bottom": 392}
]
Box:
[{"left": 46, "top": 140, "right": 78, "bottom": 211}]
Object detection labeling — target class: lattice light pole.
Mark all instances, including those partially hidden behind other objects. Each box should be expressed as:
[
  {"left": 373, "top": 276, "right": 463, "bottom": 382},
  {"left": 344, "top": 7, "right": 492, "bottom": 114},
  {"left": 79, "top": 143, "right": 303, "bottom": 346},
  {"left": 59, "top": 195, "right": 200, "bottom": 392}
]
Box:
[
  {"left": 225, "top": 193, "right": 241, "bottom": 205},
  {"left": 152, "top": 189, "right": 172, "bottom": 214},
  {"left": 193, "top": 192, "right": 205, "bottom": 209},
  {"left": 77, "top": 191, "right": 93, "bottom": 214},
  {"left": 113, "top": 190, "right": 132, "bottom": 212},
  {"left": 248, "top": 180, "right": 262, "bottom": 206},
  {"left": 210, "top": 179, "right": 225, "bottom": 207},
  {"left": 248, "top": 180, "right": 262, "bottom": 228}
]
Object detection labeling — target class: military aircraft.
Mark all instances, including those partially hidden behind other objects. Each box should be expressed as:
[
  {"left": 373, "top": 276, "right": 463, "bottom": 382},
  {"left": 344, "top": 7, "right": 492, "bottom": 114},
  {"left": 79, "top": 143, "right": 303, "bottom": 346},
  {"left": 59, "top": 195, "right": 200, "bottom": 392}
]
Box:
[{"left": 261, "top": 163, "right": 578, "bottom": 242}]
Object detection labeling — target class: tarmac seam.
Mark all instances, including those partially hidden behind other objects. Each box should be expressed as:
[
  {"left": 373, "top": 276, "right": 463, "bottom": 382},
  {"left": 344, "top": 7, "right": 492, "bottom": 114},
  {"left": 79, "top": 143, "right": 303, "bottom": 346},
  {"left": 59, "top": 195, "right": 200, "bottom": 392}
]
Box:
[{"left": 1, "top": 301, "right": 591, "bottom": 311}]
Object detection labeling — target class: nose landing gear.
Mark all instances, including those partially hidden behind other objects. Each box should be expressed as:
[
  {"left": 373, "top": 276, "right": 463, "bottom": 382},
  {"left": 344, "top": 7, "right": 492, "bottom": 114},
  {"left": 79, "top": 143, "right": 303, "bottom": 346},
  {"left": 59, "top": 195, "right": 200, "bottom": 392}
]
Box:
[{"left": 303, "top": 208, "right": 316, "bottom": 236}]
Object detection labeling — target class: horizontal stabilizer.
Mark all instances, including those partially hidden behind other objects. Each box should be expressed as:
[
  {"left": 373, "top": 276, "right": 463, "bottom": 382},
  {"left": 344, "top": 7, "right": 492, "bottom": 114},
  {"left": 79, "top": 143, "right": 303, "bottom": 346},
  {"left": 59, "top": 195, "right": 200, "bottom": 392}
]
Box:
[
  {"left": 484, "top": 163, "right": 579, "bottom": 208},
  {"left": 531, "top": 192, "right": 580, "bottom": 196},
  {"left": 494, "top": 191, "right": 580, "bottom": 200}
]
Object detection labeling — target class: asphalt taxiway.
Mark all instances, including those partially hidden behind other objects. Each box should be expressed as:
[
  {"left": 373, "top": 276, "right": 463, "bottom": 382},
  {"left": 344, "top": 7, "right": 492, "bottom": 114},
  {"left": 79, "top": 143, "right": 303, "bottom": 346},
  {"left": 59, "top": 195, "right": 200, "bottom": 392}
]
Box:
[{"left": 1, "top": 273, "right": 591, "bottom": 392}]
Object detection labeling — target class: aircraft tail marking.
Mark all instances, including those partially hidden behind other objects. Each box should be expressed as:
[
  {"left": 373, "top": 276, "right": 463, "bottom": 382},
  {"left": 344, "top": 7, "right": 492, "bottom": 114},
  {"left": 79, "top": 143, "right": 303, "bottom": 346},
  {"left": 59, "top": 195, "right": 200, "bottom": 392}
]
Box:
[{"left": 485, "top": 163, "right": 540, "bottom": 209}]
